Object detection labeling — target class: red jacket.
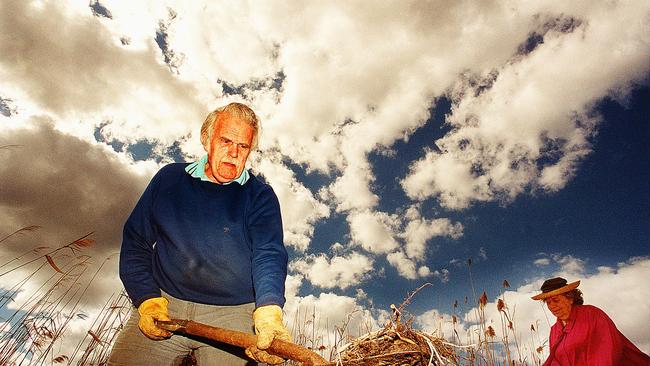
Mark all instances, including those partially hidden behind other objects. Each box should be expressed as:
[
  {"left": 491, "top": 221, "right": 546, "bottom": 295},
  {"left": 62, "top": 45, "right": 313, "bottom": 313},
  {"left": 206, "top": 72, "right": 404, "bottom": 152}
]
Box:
[{"left": 545, "top": 305, "right": 649, "bottom": 365}]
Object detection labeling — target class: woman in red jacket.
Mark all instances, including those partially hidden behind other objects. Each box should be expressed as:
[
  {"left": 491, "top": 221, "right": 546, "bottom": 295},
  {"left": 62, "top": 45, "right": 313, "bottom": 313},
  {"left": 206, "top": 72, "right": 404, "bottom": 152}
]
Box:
[{"left": 532, "top": 277, "right": 649, "bottom": 366}]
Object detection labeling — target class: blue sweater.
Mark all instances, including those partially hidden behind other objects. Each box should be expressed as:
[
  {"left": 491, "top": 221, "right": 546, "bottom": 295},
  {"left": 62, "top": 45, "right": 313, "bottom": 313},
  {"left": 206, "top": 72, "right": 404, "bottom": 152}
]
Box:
[{"left": 119, "top": 163, "right": 287, "bottom": 308}]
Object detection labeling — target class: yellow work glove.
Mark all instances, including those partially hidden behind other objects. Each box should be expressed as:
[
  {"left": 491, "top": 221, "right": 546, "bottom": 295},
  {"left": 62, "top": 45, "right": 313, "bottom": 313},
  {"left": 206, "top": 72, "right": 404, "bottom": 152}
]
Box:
[
  {"left": 245, "top": 305, "right": 291, "bottom": 365},
  {"left": 138, "top": 297, "right": 172, "bottom": 340}
]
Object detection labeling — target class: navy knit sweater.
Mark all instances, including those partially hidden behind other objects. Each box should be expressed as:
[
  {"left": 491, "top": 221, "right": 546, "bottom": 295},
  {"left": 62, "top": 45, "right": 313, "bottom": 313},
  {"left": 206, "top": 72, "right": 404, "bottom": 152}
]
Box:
[{"left": 119, "top": 163, "right": 287, "bottom": 308}]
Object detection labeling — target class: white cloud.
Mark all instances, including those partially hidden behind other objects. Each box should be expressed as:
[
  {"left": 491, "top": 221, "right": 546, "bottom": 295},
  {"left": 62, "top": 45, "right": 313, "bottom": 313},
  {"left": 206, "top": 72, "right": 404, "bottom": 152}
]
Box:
[
  {"left": 533, "top": 253, "right": 588, "bottom": 276},
  {"left": 283, "top": 274, "right": 304, "bottom": 301},
  {"left": 160, "top": 2, "right": 279, "bottom": 85},
  {"left": 326, "top": 163, "right": 379, "bottom": 213},
  {"left": 534, "top": 258, "right": 551, "bottom": 266},
  {"left": 283, "top": 275, "right": 381, "bottom": 353},
  {"left": 348, "top": 210, "right": 399, "bottom": 254},
  {"left": 257, "top": 1, "right": 539, "bottom": 175},
  {"left": 432, "top": 268, "right": 450, "bottom": 283},
  {"left": 290, "top": 252, "right": 374, "bottom": 290},
  {"left": 355, "top": 288, "right": 368, "bottom": 301},
  {"left": 402, "top": 151, "right": 493, "bottom": 209},
  {"left": 0, "top": 119, "right": 152, "bottom": 264},
  {"left": 0, "top": 1, "right": 206, "bottom": 146},
  {"left": 402, "top": 1, "right": 649, "bottom": 209},
  {"left": 241, "top": 1, "right": 557, "bottom": 217},
  {"left": 417, "top": 266, "right": 431, "bottom": 278},
  {"left": 386, "top": 251, "right": 418, "bottom": 280},
  {"left": 552, "top": 254, "right": 587, "bottom": 276},
  {"left": 399, "top": 207, "right": 463, "bottom": 260},
  {"left": 386, "top": 252, "right": 451, "bottom": 282},
  {"left": 416, "top": 308, "right": 463, "bottom": 341},
  {"left": 3, "top": 2, "right": 648, "bottom": 215},
  {"left": 254, "top": 154, "right": 330, "bottom": 252},
  {"left": 90, "top": 0, "right": 170, "bottom": 50},
  {"left": 345, "top": 205, "right": 462, "bottom": 280}
]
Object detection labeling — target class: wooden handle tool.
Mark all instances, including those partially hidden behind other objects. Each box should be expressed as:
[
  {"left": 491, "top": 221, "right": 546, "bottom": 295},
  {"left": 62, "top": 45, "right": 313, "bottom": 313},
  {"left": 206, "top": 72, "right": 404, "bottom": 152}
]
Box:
[{"left": 156, "top": 319, "right": 331, "bottom": 366}]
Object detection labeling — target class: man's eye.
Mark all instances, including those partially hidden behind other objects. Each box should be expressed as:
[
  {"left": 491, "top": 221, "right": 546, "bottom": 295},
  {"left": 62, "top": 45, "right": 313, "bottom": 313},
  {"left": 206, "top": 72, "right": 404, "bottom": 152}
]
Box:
[
  {"left": 239, "top": 144, "right": 250, "bottom": 150},
  {"left": 220, "top": 138, "right": 231, "bottom": 145}
]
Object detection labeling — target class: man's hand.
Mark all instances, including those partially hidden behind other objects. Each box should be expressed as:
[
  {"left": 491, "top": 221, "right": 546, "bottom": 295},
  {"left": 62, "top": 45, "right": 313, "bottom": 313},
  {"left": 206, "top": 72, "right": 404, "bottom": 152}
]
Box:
[
  {"left": 245, "top": 305, "right": 291, "bottom": 365},
  {"left": 138, "top": 297, "right": 172, "bottom": 340}
]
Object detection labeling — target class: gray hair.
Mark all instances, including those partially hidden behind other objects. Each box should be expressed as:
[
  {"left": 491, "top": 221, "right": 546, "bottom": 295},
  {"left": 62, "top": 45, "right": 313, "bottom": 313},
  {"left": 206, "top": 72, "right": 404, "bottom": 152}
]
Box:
[
  {"left": 200, "top": 102, "right": 260, "bottom": 149},
  {"left": 563, "top": 289, "right": 584, "bottom": 305}
]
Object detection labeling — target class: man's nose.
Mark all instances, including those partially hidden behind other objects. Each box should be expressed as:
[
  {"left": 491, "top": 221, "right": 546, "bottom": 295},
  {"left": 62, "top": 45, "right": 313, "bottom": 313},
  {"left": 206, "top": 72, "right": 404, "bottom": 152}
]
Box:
[{"left": 228, "top": 143, "right": 238, "bottom": 157}]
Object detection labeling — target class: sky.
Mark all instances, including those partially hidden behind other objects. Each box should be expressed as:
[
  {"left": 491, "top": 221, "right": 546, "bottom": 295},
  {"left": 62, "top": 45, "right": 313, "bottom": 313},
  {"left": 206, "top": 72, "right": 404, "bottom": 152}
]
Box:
[{"left": 0, "top": 0, "right": 649, "bottom": 363}]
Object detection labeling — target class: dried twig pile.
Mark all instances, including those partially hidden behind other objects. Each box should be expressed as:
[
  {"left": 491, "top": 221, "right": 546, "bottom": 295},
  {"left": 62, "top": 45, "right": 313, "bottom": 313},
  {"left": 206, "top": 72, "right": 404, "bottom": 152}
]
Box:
[
  {"left": 331, "top": 284, "right": 459, "bottom": 366},
  {"left": 334, "top": 321, "right": 457, "bottom": 366}
]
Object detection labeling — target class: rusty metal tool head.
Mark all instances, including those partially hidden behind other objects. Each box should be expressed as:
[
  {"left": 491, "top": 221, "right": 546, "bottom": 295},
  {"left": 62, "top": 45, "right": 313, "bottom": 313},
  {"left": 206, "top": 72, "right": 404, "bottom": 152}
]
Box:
[{"left": 155, "top": 319, "right": 188, "bottom": 332}]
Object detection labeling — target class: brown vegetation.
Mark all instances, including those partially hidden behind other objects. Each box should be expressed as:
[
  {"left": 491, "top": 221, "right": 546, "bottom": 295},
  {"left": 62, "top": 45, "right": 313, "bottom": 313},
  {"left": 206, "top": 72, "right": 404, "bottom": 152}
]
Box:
[
  {"left": 0, "top": 227, "right": 549, "bottom": 365},
  {"left": 0, "top": 228, "right": 130, "bottom": 365}
]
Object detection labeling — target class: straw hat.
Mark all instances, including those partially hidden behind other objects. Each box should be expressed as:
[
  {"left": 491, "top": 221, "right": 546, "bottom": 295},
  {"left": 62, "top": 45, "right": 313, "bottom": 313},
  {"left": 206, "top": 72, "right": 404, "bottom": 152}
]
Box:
[{"left": 531, "top": 277, "right": 581, "bottom": 300}]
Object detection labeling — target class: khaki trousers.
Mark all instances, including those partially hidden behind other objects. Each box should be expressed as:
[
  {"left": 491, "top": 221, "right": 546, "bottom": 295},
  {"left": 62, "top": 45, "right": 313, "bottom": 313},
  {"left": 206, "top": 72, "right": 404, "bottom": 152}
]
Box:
[{"left": 108, "top": 291, "right": 257, "bottom": 366}]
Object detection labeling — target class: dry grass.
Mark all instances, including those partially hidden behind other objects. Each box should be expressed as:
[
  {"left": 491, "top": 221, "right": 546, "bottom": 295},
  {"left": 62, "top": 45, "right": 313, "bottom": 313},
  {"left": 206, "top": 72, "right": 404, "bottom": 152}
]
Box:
[
  {"left": 333, "top": 319, "right": 456, "bottom": 365},
  {"left": 1, "top": 227, "right": 549, "bottom": 366},
  {"left": 282, "top": 262, "right": 549, "bottom": 366},
  {"left": 0, "top": 229, "right": 129, "bottom": 365}
]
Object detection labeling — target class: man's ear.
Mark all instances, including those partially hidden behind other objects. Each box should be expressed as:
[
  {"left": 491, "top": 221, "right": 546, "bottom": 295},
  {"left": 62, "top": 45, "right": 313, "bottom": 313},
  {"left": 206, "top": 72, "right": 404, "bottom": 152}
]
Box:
[{"left": 201, "top": 132, "right": 209, "bottom": 153}]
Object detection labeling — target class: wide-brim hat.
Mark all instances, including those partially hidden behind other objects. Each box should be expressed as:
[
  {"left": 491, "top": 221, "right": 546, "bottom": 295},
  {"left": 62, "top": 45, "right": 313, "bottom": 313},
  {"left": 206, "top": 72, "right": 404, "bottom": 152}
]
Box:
[{"left": 531, "top": 277, "right": 580, "bottom": 300}]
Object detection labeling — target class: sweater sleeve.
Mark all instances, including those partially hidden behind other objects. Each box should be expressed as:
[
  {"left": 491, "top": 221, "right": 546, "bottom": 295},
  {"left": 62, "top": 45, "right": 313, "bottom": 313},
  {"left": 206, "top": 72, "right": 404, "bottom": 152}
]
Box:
[
  {"left": 119, "top": 170, "right": 163, "bottom": 308},
  {"left": 248, "top": 185, "right": 288, "bottom": 308}
]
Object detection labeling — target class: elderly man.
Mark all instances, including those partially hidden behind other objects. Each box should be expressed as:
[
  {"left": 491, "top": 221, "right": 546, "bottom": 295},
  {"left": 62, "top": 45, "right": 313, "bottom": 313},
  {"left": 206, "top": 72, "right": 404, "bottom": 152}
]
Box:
[{"left": 108, "top": 103, "right": 290, "bottom": 366}]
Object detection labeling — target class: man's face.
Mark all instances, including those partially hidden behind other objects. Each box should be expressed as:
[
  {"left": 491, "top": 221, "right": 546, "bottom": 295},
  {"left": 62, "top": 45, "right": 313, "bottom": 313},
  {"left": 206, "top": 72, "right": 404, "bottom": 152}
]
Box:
[
  {"left": 545, "top": 294, "right": 573, "bottom": 322},
  {"left": 203, "top": 112, "right": 254, "bottom": 184}
]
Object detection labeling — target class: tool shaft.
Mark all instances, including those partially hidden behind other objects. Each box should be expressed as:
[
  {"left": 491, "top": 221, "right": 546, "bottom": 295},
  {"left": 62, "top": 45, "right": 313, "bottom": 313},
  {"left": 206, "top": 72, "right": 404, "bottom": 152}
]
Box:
[{"left": 156, "top": 319, "right": 330, "bottom": 366}]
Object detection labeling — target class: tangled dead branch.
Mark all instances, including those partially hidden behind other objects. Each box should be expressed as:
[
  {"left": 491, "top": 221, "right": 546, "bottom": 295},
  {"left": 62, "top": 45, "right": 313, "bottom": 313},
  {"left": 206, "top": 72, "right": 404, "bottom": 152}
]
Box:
[
  {"left": 333, "top": 321, "right": 457, "bottom": 365},
  {"left": 330, "top": 284, "right": 459, "bottom": 366}
]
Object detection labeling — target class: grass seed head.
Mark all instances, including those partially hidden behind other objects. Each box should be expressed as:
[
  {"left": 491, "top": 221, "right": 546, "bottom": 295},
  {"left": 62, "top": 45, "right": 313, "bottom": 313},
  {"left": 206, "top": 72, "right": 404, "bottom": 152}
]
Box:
[
  {"left": 54, "top": 355, "right": 69, "bottom": 363},
  {"left": 479, "top": 291, "right": 488, "bottom": 308},
  {"left": 486, "top": 326, "right": 496, "bottom": 338}
]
